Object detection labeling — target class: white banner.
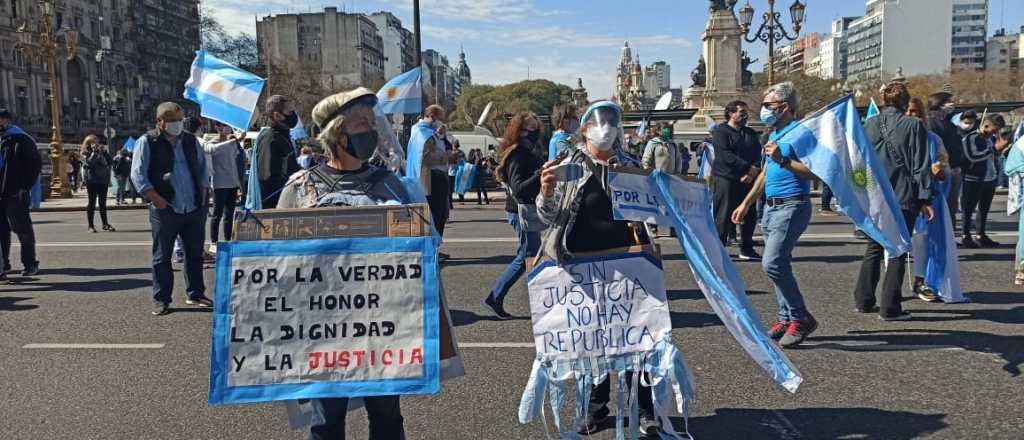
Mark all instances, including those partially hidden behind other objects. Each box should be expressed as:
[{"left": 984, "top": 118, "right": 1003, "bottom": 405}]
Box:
[{"left": 527, "top": 253, "right": 672, "bottom": 361}]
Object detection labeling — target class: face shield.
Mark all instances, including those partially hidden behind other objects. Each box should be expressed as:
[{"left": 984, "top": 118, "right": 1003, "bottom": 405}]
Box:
[{"left": 580, "top": 102, "right": 624, "bottom": 152}]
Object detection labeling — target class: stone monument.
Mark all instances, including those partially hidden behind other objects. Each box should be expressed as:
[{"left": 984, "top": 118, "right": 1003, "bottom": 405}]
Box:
[{"left": 685, "top": 0, "right": 745, "bottom": 126}]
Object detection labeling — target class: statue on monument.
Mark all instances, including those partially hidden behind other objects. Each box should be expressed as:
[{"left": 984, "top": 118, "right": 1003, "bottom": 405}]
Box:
[
  {"left": 741, "top": 51, "right": 758, "bottom": 87},
  {"left": 709, "top": 0, "right": 738, "bottom": 12},
  {"left": 690, "top": 57, "right": 707, "bottom": 88}
]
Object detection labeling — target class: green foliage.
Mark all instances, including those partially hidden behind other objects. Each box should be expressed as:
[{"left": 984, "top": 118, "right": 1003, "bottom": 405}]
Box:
[{"left": 450, "top": 80, "right": 574, "bottom": 133}]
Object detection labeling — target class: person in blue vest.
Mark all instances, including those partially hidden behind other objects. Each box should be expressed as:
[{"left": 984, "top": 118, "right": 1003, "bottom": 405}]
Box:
[
  {"left": 0, "top": 108, "right": 42, "bottom": 279},
  {"left": 130, "top": 102, "right": 212, "bottom": 316},
  {"left": 731, "top": 82, "right": 819, "bottom": 348}
]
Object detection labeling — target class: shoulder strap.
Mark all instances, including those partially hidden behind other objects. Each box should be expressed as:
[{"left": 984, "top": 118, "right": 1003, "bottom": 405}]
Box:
[{"left": 878, "top": 116, "right": 913, "bottom": 175}]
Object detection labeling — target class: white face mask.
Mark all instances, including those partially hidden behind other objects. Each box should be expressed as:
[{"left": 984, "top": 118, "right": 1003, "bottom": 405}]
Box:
[
  {"left": 587, "top": 125, "right": 618, "bottom": 151},
  {"left": 164, "top": 121, "right": 184, "bottom": 137}
]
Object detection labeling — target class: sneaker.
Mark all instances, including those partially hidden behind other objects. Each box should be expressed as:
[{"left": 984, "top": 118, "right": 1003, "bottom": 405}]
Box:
[
  {"left": 978, "top": 235, "right": 1000, "bottom": 248},
  {"left": 768, "top": 321, "right": 788, "bottom": 340},
  {"left": 779, "top": 315, "right": 818, "bottom": 348},
  {"left": 638, "top": 415, "right": 661, "bottom": 436},
  {"left": 914, "top": 284, "right": 942, "bottom": 303},
  {"left": 738, "top": 250, "right": 761, "bottom": 261},
  {"left": 152, "top": 303, "right": 170, "bottom": 316},
  {"left": 577, "top": 413, "right": 609, "bottom": 435},
  {"left": 960, "top": 237, "right": 979, "bottom": 248},
  {"left": 853, "top": 306, "right": 880, "bottom": 314},
  {"left": 186, "top": 296, "right": 214, "bottom": 307},
  {"left": 879, "top": 312, "right": 912, "bottom": 321},
  {"left": 21, "top": 264, "right": 40, "bottom": 277},
  {"left": 819, "top": 208, "right": 840, "bottom": 216},
  {"left": 483, "top": 295, "right": 513, "bottom": 320}
]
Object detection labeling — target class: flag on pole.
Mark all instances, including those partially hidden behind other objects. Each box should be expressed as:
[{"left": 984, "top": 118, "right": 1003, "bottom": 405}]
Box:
[
  {"left": 377, "top": 67, "right": 423, "bottom": 115},
  {"left": 866, "top": 98, "right": 880, "bottom": 120},
  {"left": 698, "top": 141, "right": 715, "bottom": 180},
  {"left": 183, "top": 49, "right": 266, "bottom": 132},
  {"left": 775, "top": 95, "right": 911, "bottom": 256}
]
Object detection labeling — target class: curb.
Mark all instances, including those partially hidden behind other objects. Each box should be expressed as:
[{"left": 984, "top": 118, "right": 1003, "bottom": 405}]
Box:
[{"left": 33, "top": 204, "right": 149, "bottom": 213}]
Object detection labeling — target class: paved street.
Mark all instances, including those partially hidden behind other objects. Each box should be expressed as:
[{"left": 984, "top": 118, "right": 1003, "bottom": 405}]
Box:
[{"left": 1, "top": 197, "right": 1022, "bottom": 440}]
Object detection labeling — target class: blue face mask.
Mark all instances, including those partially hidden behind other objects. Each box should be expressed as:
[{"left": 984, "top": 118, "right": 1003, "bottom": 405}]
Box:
[{"left": 760, "top": 105, "right": 781, "bottom": 127}]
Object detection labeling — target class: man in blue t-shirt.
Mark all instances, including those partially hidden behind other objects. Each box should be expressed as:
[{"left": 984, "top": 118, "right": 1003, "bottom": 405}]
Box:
[{"left": 730, "top": 82, "right": 818, "bottom": 348}]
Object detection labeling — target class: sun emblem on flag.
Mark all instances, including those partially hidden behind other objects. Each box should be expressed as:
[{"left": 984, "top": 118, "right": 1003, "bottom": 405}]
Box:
[
  {"left": 386, "top": 87, "right": 398, "bottom": 100},
  {"left": 850, "top": 168, "right": 870, "bottom": 190}
]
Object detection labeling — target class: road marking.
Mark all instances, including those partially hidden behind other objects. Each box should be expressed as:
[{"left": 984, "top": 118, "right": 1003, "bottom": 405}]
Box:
[
  {"left": 800, "top": 342, "right": 962, "bottom": 352},
  {"left": 23, "top": 343, "right": 165, "bottom": 349},
  {"left": 458, "top": 342, "right": 535, "bottom": 348}
]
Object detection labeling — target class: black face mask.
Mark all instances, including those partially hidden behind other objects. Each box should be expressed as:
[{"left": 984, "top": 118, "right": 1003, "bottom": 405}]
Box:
[
  {"left": 345, "top": 131, "right": 379, "bottom": 161},
  {"left": 524, "top": 130, "right": 540, "bottom": 144},
  {"left": 282, "top": 111, "right": 299, "bottom": 129}
]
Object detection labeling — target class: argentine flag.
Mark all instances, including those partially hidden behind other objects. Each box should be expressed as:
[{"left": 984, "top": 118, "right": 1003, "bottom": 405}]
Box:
[
  {"left": 698, "top": 141, "right": 715, "bottom": 180},
  {"left": 776, "top": 95, "right": 911, "bottom": 256},
  {"left": 377, "top": 67, "right": 423, "bottom": 115},
  {"left": 453, "top": 160, "right": 476, "bottom": 195},
  {"left": 184, "top": 50, "right": 266, "bottom": 132},
  {"left": 865, "top": 98, "right": 880, "bottom": 120}
]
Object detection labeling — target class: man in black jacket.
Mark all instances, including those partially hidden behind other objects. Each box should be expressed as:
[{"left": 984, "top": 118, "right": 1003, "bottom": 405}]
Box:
[
  {"left": 0, "top": 109, "right": 42, "bottom": 279},
  {"left": 711, "top": 100, "right": 762, "bottom": 259},
  {"left": 255, "top": 95, "right": 300, "bottom": 208},
  {"left": 926, "top": 85, "right": 964, "bottom": 226},
  {"left": 855, "top": 83, "right": 935, "bottom": 321}
]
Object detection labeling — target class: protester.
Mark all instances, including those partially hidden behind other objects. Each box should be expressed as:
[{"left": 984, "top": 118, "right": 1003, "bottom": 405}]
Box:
[
  {"left": 130, "top": 102, "right": 213, "bottom": 316},
  {"left": 483, "top": 112, "right": 545, "bottom": 319},
  {"left": 204, "top": 124, "right": 245, "bottom": 249},
  {"left": 276, "top": 88, "right": 409, "bottom": 440},
  {"left": 855, "top": 82, "right": 935, "bottom": 321},
  {"left": 711, "top": 100, "right": 762, "bottom": 259},
  {"left": 548, "top": 103, "right": 578, "bottom": 160},
  {"left": 731, "top": 82, "right": 817, "bottom": 347},
  {"left": 961, "top": 113, "right": 1006, "bottom": 248},
  {"left": 448, "top": 135, "right": 466, "bottom": 204},
  {"left": 417, "top": 106, "right": 452, "bottom": 240},
  {"left": 297, "top": 146, "right": 315, "bottom": 170},
  {"left": 81, "top": 134, "right": 115, "bottom": 233},
  {"left": 927, "top": 85, "right": 965, "bottom": 226},
  {"left": 819, "top": 184, "right": 837, "bottom": 214},
  {"left": 254, "top": 95, "right": 300, "bottom": 208},
  {"left": 113, "top": 148, "right": 132, "bottom": 205},
  {"left": 907, "top": 97, "right": 949, "bottom": 302},
  {"left": 537, "top": 101, "right": 659, "bottom": 435},
  {"left": 0, "top": 109, "right": 42, "bottom": 278},
  {"left": 468, "top": 148, "right": 491, "bottom": 204},
  {"left": 1004, "top": 125, "right": 1024, "bottom": 285},
  {"left": 643, "top": 123, "right": 681, "bottom": 174},
  {"left": 68, "top": 151, "right": 82, "bottom": 193}
]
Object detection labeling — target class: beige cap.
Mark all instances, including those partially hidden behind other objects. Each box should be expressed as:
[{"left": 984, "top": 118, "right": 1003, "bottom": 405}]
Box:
[{"left": 311, "top": 87, "right": 378, "bottom": 129}]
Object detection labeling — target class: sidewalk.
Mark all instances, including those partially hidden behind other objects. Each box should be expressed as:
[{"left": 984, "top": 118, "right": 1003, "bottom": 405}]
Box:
[{"left": 34, "top": 191, "right": 148, "bottom": 213}]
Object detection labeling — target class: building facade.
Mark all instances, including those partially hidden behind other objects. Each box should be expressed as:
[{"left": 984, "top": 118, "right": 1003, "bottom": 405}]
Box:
[
  {"left": 846, "top": 0, "right": 952, "bottom": 82},
  {"left": 769, "top": 33, "right": 820, "bottom": 78},
  {"left": 257, "top": 7, "right": 386, "bottom": 93},
  {"left": 366, "top": 11, "right": 415, "bottom": 80},
  {"left": 810, "top": 18, "right": 856, "bottom": 80},
  {"left": 986, "top": 27, "right": 1024, "bottom": 75},
  {"left": 0, "top": 0, "right": 200, "bottom": 143},
  {"left": 951, "top": 0, "right": 988, "bottom": 71},
  {"left": 643, "top": 61, "right": 671, "bottom": 98}
]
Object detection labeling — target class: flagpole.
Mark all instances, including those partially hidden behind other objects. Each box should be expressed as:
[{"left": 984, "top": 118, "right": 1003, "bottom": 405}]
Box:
[{"left": 413, "top": 0, "right": 424, "bottom": 113}]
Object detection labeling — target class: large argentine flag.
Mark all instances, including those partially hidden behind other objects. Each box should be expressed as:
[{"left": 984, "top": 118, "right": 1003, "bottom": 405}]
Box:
[
  {"left": 453, "top": 160, "right": 476, "bottom": 195},
  {"left": 377, "top": 67, "right": 423, "bottom": 115},
  {"left": 184, "top": 50, "right": 265, "bottom": 132},
  {"left": 777, "top": 95, "right": 911, "bottom": 256}
]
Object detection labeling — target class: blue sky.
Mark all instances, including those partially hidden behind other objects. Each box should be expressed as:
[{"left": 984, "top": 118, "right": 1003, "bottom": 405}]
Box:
[{"left": 206, "top": 0, "right": 1024, "bottom": 100}]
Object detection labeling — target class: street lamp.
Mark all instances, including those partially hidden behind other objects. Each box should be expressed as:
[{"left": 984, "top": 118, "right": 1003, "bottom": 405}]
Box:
[
  {"left": 739, "top": 0, "right": 806, "bottom": 86},
  {"left": 15, "top": 0, "right": 80, "bottom": 198}
]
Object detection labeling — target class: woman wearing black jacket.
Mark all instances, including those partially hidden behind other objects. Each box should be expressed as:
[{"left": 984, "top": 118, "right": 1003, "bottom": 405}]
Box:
[
  {"left": 82, "top": 135, "right": 115, "bottom": 232},
  {"left": 483, "top": 113, "right": 545, "bottom": 319}
]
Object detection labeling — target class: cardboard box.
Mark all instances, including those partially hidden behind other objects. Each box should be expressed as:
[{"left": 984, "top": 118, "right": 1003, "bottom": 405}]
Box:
[{"left": 233, "top": 204, "right": 432, "bottom": 241}]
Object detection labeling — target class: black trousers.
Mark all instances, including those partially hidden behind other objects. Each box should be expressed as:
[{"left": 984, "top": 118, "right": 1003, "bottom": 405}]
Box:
[
  {"left": 853, "top": 208, "right": 918, "bottom": 317},
  {"left": 820, "top": 184, "right": 834, "bottom": 210},
  {"left": 0, "top": 195, "right": 38, "bottom": 270},
  {"left": 712, "top": 175, "right": 756, "bottom": 252},
  {"left": 210, "top": 187, "right": 238, "bottom": 243},
  {"left": 476, "top": 185, "right": 490, "bottom": 204},
  {"left": 86, "top": 183, "right": 109, "bottom": 228},
  {"left": 427, "top": 170, "right": 450, "bottom": 236},
  {"left": 310, "top": 397, "right": 405, "bottom": 440},
  {"left": 961, "top": 180, "right": 996, "bottom": 237},
  {"left": 589, "top": 373, "right": 655, "bottom": 420},
  {"left": 259, "top": 176, "right": 286, "bottom": 209}
]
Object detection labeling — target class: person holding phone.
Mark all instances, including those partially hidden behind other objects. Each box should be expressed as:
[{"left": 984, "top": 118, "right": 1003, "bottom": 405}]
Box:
[{"left": 537, "top": 101, "right": 659, "bottom": 436}]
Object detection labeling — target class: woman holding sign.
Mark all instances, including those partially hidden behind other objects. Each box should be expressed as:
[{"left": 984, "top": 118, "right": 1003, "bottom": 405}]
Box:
[
  {"left": 537, "top": 101, "right": 660, "bottom": 437},
  {"left": 277, "top": 88, "right": 411, "bottom": 440}
]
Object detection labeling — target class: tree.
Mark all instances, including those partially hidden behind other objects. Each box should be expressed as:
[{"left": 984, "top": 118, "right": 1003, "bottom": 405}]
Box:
[
  {"left": 200, "top": 7, "right": 262, "bottom": 74},
  {"left": 451, "top": 80, "right": 575, "bottom": 134}
]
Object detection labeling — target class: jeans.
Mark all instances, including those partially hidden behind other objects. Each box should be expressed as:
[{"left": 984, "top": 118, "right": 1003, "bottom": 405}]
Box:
[
  {"left": 820, "top": 184, "right": 834, "bottom": 210},
  {"left": 115, "top": 176, "right": 128, "bottom": 204},
  {"left": 961, "top": 180, "right": 995, "bottom": 237},
  {"left": 489, "top": 212, "right": 541, "bottom": 304},
  {"left": 309, "top": 397, "right": 405, "bottom": 440},
  {"left": 0, "top": 195, "right": 38, "bottom": 270},
  {"left": 761, "top": 199, "right": 812, "bottom": 322},
  {"left": 149, "top": 205, "right": 207, "bottom": 304},
  {"left": 712, "top": 176, "right": 756, "bottom": 252},
  {"left": 86, "top": 183, "right": 109, "bottom": 228},
  {"left": 210, "top": 187, "right": 239, "bottom": 243},
  {"left": 854, "top": 209, "right": 919, "bottom": 317}
]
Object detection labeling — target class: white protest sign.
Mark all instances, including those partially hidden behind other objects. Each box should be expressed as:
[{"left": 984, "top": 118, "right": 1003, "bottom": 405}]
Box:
[
  {"left": 526, "top": 253, "right": 672, "bottom": 361},
  {"left": 608, "top": 171, "right": 709, "bottom": 226},
  {"left": 210, "top": 237, "right": 440, "bottom": 404}
]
